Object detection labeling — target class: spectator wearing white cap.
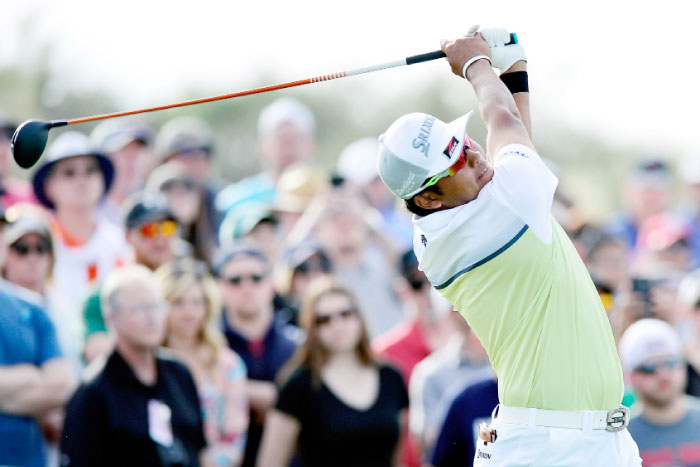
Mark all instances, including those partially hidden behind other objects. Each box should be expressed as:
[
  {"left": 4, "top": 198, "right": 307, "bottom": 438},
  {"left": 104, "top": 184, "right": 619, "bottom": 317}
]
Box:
[
  {"left": 215, "top": 97, "right": 317, "bottom": 225},
  {"left": 619, "top": 318, "right": 700, "bottom": 466},
  {"left": 31, "top": 131, "right": 129, "bottom": 316},
  {"left": 337, "top": 137, "right": 413, "bottom": 250}
]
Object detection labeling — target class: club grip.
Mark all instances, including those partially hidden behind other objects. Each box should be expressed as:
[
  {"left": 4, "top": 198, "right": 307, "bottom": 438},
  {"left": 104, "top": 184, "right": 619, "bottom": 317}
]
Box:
[{"left": 406, "top": 33, "right": 517, "bottom": 66}]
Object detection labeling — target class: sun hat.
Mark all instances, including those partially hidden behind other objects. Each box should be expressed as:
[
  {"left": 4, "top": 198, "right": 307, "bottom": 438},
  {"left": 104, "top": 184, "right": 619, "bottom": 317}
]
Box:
[
  {"left": 31, "top": 131, "right": 114, "bottom": 210},
  {"left": 377, "top": 111, "right": 473, "bottom": 199},
  {"left": 257, "top": 97, "right": 316, "bottom": 139}
]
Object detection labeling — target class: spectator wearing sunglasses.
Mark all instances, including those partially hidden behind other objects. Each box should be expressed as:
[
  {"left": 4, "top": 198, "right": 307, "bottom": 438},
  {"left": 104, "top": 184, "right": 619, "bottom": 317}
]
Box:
[
  {"left": 0, "top": 205, "right": 76, "bottom": 467},
  {"left": 257, "top": 277, "right": 408, "bottom": 467},
  {"left": 619, "top": 319, "right": 700, "bottom": 466},
  {"left": 31, "top": 131, "right": 129, "bottom": 316},
  {"left": 82, "top": 193, "right": 184, "bottom": 363},
  {"left": 157, "top": 258, "right": 249, "bottom": 467},
  {"left": 0, "top": 204, "right": 84, "bottom": 372},
  {"left": 214, "top": 245, "right": 301, "bottom": 467}
]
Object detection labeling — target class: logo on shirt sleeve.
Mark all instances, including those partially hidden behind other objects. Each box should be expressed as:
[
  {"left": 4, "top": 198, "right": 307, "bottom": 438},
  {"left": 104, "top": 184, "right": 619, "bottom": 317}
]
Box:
[{"left": 421, "top": 234, "right": 428, "bottom": 247}]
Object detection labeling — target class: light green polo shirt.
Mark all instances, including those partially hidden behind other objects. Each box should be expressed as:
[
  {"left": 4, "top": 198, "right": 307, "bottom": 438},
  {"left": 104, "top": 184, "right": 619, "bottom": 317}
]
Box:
[{"left": 414, "top": 144, "right": 623, "bottom": 411}]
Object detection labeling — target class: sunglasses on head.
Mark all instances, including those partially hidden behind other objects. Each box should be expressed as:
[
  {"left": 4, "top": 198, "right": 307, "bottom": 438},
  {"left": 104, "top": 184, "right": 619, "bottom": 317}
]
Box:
[
  {"left": 635, "top": 358, "right": 681, "bottom": 374},
  {"left": 139, "top": 220, "right": 178, "bottom": 238},
  {"left": 314, "top": 307, "right": 357, "bottom": 326},
  {"left": 11, "top": 239, "right": 52, "bottom": 256},
  {"left": 224, "top": 273, "right": 266, "bottom": 286},
  {"left": 420, "top": 136, "right": 472, "bottom": 191}
]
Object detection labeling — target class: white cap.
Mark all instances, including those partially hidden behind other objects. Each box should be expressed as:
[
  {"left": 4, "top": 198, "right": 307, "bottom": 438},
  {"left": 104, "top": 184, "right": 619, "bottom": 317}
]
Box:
[
  {"left": 377, "top": 111, "right": 472, "bottom": 199},
  {"left": 257, "top": 97, "right": 316, "bottom": 139},
  {"left": 337, "top": 137, "right": 380, "bottom": 186},
  {"left": 618, "top": 319, "right": 683, "bottom": 372}
]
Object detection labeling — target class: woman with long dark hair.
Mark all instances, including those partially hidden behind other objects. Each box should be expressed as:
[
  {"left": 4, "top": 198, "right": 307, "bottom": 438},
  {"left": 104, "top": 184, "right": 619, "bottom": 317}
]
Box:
[{"left": 257, "top": 276, "right": 408, "bottom": 467}]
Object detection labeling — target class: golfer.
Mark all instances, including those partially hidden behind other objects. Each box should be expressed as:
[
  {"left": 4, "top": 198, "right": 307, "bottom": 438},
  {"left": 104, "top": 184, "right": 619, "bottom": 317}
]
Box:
[{"left": 377, "top": 29, "right": 642, "bottom": 466}]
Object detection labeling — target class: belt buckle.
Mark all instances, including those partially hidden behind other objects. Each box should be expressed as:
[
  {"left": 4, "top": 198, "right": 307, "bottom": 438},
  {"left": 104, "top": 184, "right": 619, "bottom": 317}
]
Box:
[{"left": 605, "top": 406, "right": 629, "bottom": 432}]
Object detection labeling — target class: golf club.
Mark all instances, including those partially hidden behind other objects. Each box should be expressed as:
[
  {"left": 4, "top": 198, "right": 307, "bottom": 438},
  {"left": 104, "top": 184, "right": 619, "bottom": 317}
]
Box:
[{"left": 12, "top": 33, "right": 516, "bottom": 169}]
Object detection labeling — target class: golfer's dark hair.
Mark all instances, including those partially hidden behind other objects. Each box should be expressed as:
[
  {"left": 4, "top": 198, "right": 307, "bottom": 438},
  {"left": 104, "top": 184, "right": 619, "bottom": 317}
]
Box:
[{"left": 405, "top": 184, "right": 443, "bottom": 217}]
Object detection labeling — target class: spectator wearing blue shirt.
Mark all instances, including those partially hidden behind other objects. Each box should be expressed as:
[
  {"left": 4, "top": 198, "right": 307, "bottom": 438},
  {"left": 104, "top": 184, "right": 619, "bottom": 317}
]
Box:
[
  {"left": 0, "top": 207, "right": 76, "bottom": 467},
  {"left": 428, "top": 377, "right": 498, "bottom": 467},
  {"left": 215, "top": 245, "right": 301, "bottom": 467}
]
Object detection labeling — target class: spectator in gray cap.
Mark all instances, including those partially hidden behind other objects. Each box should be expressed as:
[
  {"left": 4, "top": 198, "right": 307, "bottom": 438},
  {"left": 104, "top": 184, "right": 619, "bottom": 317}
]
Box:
[
  {"left": 0, "top": 111, "right": 36, "bottom": 208},
  {"left": 82, "top": 192, "right": 184, "bottom": 363},
  {"left": 90, "top": 120, "right": 155, "bottom": 226},
  {"left": 619, "top": 318, "right": 700, "bottom": 467}
]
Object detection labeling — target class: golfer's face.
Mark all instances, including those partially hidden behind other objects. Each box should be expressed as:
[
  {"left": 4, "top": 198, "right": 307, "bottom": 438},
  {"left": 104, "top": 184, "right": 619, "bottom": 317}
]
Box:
[{"left": 436, "top": 140, "right": 493, "bottom": 207}]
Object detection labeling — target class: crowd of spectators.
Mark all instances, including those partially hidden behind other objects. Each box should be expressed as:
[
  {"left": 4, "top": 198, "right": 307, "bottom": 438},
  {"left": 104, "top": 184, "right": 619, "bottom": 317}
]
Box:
[{"left": 0, "top": 101, "right": 699, "bottom": 467}]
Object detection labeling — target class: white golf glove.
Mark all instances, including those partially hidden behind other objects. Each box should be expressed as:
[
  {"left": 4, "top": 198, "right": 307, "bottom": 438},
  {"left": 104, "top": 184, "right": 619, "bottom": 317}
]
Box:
[{"left": 469, "top": 25, "right": 526, "bottom": 72}]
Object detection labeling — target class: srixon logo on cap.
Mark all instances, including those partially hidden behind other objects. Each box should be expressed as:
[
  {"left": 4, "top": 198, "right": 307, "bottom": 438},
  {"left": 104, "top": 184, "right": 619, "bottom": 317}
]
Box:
[
  {"left": 442, "top": 136, "right": 459, "bottom": 160},
  {"left": 412, "top": 116, "right": 435, "bottom": 156}
]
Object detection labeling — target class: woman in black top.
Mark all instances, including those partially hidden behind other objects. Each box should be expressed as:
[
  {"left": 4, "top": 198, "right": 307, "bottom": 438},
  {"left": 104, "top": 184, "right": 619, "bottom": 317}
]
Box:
[{"left": 257, "top": 277, "right": 408, "bottom": 467}]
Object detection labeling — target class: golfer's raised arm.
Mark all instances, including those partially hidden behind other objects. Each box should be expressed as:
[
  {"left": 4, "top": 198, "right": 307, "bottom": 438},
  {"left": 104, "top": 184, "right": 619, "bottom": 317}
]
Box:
[{"left": 441, "top": 36, "right": 533, "bottom": 159}]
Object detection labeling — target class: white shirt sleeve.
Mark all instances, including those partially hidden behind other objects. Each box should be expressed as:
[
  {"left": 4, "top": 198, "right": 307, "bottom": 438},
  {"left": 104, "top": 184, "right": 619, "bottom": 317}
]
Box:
[{"left": 491, "top": 144, "right": 559, "bottom": 243}]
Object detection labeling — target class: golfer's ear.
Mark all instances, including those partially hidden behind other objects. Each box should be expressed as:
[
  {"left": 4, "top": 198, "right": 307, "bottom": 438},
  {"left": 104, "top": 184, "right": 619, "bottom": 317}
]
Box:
[{"left": 414, "top": 192, "right": 443, "bottom": 210}]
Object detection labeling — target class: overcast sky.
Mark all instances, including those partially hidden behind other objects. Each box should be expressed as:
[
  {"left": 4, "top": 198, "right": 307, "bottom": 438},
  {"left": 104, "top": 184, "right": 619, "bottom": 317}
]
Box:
[{"left": 2, "top": 0, "right": 698, "bottom": 157}]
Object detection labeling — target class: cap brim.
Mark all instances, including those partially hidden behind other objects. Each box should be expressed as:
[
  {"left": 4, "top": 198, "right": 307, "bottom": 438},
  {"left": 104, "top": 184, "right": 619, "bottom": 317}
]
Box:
[{"left": 424, "top": 110, "right": 474, "bottom": 180}]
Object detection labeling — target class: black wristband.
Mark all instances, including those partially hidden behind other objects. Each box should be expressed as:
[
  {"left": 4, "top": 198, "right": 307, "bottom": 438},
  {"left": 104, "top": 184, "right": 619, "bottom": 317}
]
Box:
[{"left": 500, "top": 71, "right": 529, "bottom": 94}]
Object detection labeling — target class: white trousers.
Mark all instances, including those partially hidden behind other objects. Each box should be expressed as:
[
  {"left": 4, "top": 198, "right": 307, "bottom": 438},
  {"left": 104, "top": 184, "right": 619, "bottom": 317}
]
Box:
[{"left": 472, "top": 418, "right": 642, "bottom": 466}]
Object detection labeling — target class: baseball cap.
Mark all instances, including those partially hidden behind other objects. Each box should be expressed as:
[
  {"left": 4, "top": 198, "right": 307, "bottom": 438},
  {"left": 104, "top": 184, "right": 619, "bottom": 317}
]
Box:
[
  {"left": 337, "top": 138, "right": 380, "bottom": 186},
  {"left": 257, "top": 97, "right": 316, "bottom": 139},
  {"left": 122, "top": 191, "right": 176, "bottom": 230},
  {"left": 213, "top": 244, "right": 268, "bottom": 276},
  {"left": 618, "top": 318, "right": 683, "bottom": 372},
  {"left": 155, "top": 116, "right": 213, "bottom": 161},
  {"left": 31, "top": 131, "right": 115, "bottom": 210},
  {"left": 274, "top": 163, "right": 327, "bottom": 213},
  {"left": 90, "top": 120, "right": 154, "bottom": 154},
  {"left": 3, "top": 214, "right": 52, "bottom": 246},
  {"left": 218, "top": 201, "right": 278, "bottom": 247},
  {"left": 377, "top": 111, "right": 473, "bottom": 199}
]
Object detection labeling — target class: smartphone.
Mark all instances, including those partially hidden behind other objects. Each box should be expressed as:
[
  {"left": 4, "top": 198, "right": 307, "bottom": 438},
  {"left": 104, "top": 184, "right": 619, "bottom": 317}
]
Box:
[{"left": 631, "top": 277, "right": 656, "bottom": 317}]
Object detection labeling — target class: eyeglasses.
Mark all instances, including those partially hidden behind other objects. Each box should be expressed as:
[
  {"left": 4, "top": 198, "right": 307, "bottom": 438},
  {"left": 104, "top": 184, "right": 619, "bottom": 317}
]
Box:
[
  {"left": 314, "top": 307, "right": 357, "bottom": 327},
  {"left": 10, "top": 239, "right": 52, "bottom": 256},
  {"left": 224, "top": 273, "right": 266, "bottom": 286},
  {"left": 635, "top": 358, "right": 681, "bottom": 374},
  {"left": 139, "top": 220, "right": 178, "bottom": 238}
]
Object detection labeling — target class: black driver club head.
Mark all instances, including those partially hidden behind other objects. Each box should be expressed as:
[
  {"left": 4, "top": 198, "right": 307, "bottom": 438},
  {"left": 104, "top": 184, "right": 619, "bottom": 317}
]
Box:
[{"left": 11, "top": 119, "right": 67, "bottom": 169}]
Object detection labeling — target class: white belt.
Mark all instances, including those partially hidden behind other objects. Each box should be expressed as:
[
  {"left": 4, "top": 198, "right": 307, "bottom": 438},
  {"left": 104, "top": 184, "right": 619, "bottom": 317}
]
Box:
[{"left": 495, "top": 405, "right": 630, "bottom": 432}]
